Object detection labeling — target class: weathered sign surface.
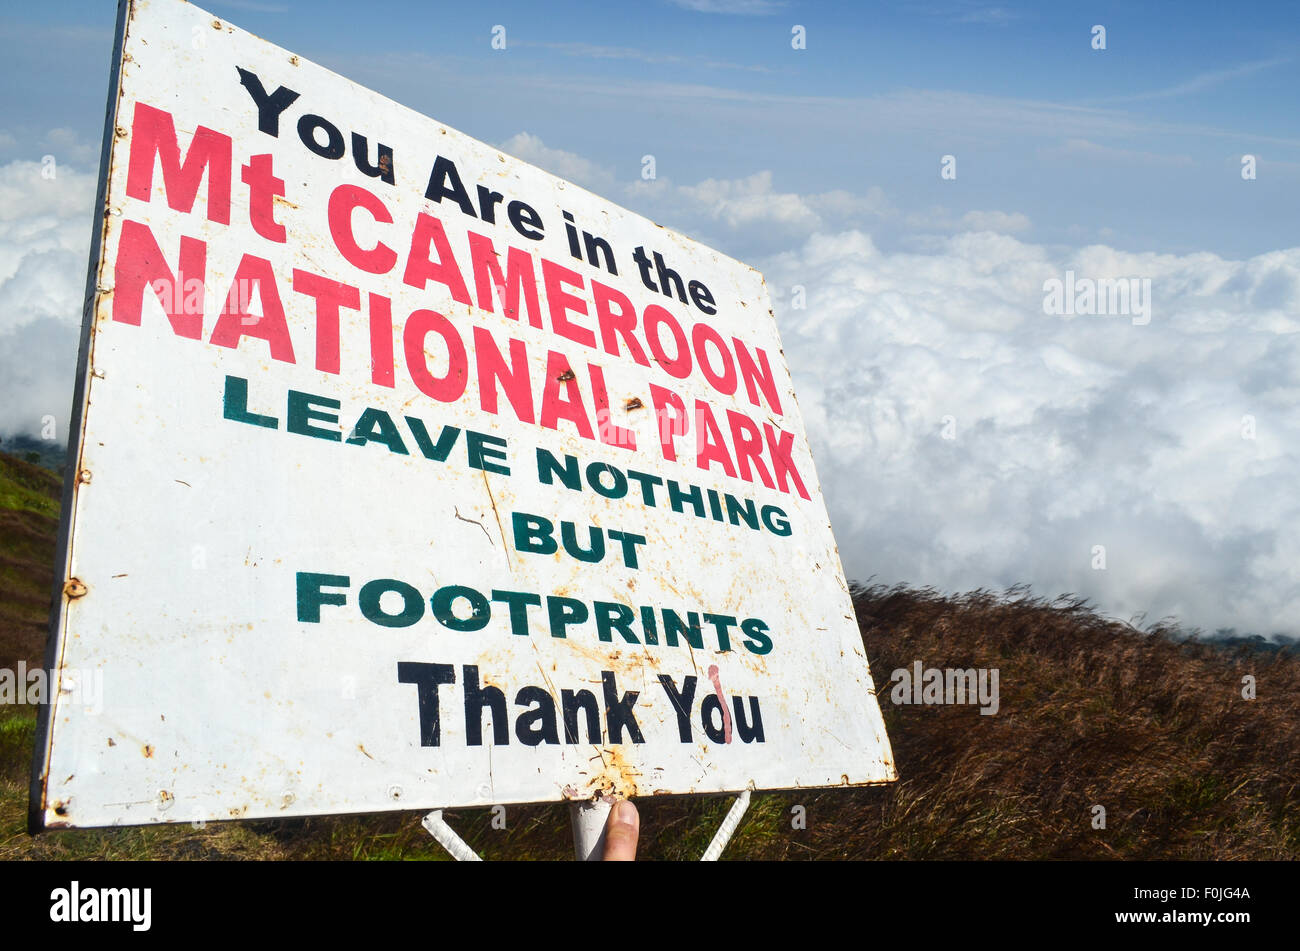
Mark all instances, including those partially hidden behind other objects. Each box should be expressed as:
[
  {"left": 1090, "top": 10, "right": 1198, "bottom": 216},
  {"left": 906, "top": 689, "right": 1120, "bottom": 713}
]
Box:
[{"left": 32, "top": 0, "right": 895, "bottom": 828}]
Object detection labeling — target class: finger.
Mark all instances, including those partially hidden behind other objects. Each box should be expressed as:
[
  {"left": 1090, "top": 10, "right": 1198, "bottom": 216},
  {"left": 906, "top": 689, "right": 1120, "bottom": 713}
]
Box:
[{"left": 601, "top": 799, "right": 639, "bottom": 861}]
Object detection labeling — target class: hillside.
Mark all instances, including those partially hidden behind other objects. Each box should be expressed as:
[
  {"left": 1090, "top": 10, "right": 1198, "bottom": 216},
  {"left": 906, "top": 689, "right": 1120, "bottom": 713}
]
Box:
[
  {"left": 0, "top": 446, "right": 1295, "bottom": 859},
  {"left": 0, "top": 451, "right": 61, "bottom": 674}
]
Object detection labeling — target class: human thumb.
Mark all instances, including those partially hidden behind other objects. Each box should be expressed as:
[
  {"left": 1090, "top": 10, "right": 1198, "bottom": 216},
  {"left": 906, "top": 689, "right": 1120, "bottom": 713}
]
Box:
[{"left": 601, "top": 799, "right": 639, "bottom": 861}]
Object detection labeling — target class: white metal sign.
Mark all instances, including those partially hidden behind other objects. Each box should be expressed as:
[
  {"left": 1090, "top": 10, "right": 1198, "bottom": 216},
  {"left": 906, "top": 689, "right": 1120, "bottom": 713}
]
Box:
[{"left": 32, "top": 0, "right": 895, "bottom": 829}]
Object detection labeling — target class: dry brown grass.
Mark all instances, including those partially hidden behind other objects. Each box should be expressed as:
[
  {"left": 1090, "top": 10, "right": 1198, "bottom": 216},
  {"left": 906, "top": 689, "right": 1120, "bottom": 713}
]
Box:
[{"left": 793, "top": 583, "right": 1300, "bottom": 860}]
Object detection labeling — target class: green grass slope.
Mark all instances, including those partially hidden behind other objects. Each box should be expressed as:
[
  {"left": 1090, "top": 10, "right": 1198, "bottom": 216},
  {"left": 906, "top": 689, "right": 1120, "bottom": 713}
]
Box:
[{"left": 0, "top": 451, "right": 61, "bottom": 674}]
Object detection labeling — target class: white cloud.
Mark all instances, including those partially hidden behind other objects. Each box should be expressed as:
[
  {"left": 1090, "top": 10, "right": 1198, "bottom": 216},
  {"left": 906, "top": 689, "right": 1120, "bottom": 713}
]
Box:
[
  {"left": 496, "top": 137, "right": 850, "bottom": 248},
  {"left": 958, "top": 210, "right": 1032, "bottom": 233},
  {"left": 40, "top": 127, "right": 101, "bottom": 168},
  {"left": 0, "top": 316, "right": 81, "bottom": 445},
  {"left": 0, "top": 159, "right": 96, "bottom": 438},
  {"left": 0, "top": 158, "right": 96, "bottom": 225},
  {"left": 763, "top": 229, "right": 1300, "bottom": 636},
  {"left": 896, "top": 207, "right": 1034, "bottom": 234},
  {"left": 496, "top": 132, "right": 618, "bottom": 194},
  {"left": 676, "top": 170, "right": 823, "bottom": 231}
]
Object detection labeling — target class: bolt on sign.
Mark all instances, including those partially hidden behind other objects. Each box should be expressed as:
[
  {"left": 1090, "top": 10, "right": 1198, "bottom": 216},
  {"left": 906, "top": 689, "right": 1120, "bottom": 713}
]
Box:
[{"left": 32, "top": 0, "right": 895, "bottom": 830}]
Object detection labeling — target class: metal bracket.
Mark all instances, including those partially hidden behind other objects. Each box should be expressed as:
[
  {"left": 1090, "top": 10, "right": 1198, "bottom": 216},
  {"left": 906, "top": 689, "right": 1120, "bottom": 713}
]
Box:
[
  {"left": 423, "top": 784, "right": 755, "bottom": 861},
  {"left": 701, "top": 786, "right": 753, "bottom": 861},
  {"left": 422, "top": 809, "right": 482, "bottom": 861}
]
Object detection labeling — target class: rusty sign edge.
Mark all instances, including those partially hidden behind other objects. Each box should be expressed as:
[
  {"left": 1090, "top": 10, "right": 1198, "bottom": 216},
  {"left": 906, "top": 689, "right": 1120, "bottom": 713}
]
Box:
[{"left": 29, "top": 0, "right": 134, "bottom": 834}]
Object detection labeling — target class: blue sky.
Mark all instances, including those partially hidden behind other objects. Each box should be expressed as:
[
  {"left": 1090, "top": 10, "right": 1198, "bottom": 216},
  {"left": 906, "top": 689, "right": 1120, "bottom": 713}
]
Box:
[
  {"left": 2, "top": 0, "right": 1299, "bottom": 636},
  {"left": 2, "top": 0, "right": 1297, "bottom": 256}
]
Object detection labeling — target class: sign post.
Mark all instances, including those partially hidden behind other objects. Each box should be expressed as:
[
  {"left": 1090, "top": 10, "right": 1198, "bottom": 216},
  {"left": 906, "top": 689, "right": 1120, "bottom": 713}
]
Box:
[
  {"left": 32, "top": 0, "right": 895, "bottom": 851},
  {"left": 569, "top": 797, "right": 613, "bottom": 862}
]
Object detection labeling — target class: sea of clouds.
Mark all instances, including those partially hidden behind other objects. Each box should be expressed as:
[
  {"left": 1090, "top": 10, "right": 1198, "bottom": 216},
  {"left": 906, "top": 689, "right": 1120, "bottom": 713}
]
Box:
[{"left": 3, "top": 145, "right": 1296, "bottom": 637}]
